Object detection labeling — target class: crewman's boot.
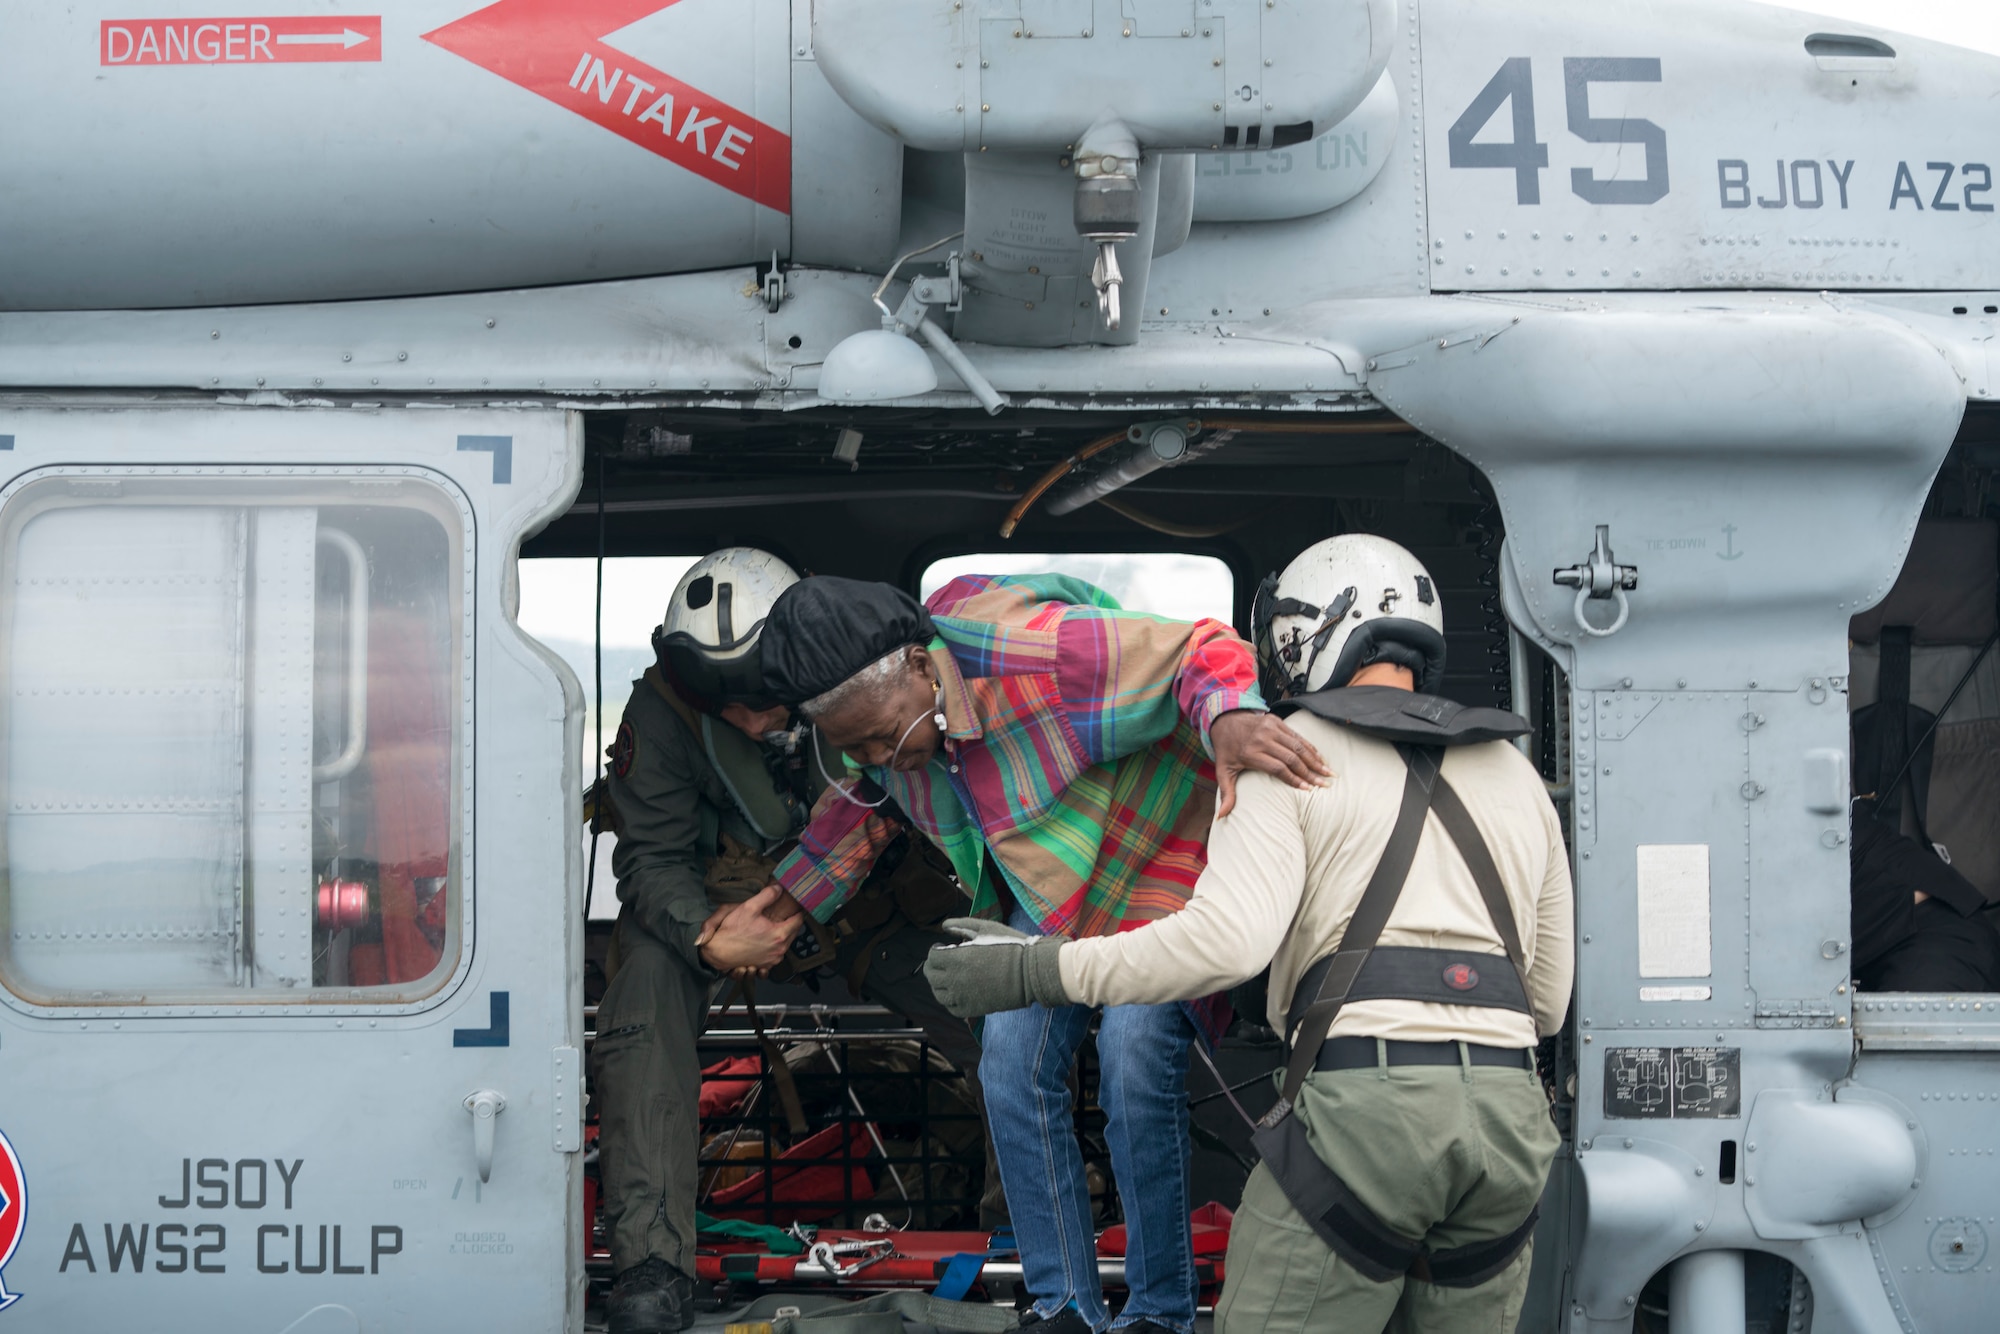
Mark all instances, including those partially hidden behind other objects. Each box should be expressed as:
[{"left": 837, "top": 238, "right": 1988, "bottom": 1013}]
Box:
[{"left": 606, "top": 1257, "right": 695, "bottom": 1334}]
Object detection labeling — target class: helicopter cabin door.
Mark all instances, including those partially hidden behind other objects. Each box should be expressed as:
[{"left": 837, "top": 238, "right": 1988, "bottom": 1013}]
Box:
[{"left": 0, "top": 406, "right": 585, "bottom": 1333}]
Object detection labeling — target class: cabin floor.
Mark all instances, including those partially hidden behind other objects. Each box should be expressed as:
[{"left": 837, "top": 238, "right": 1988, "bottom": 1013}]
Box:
[{"left": 580, "top": 1299, "right": 1219, "bottom": 1334}]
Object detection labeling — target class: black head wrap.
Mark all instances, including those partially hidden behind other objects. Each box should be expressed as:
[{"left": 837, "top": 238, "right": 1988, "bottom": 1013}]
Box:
[{"left": 760, "top": 576, "right": 937, "bottom": 707}]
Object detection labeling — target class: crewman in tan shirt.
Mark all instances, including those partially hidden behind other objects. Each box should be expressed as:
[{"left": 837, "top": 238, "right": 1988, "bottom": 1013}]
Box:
[{"left": 925, "top": 534, "right": 1574, "bottom": 1334}]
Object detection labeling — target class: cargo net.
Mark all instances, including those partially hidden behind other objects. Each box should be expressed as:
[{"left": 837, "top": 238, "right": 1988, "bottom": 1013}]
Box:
[
  {"left": 581, "top": 999, "right": 1123, "bottom": 1294},
  {"left": 688, "top": 1002, "right": 999, "bottom": 1232}
]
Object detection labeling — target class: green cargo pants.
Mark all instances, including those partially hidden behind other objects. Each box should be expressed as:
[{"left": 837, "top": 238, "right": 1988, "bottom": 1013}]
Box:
[
  {"left": 1215, "top": 1053, "right": 1558, "bottom": 1334},
  {"left": 591, "top": 910, "right": 999, "bottom": 1277},
  {"left": 591, "top": 911, "right": 711, "bottom": 1277}
]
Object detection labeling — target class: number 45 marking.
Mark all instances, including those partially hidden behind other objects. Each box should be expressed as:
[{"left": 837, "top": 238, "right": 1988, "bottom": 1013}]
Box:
[{"left": 1448, "top": 57, "right": 1669, "bottom": 205}]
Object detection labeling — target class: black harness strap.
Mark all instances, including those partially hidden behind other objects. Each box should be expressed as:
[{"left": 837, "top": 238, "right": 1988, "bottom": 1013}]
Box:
[
  {"left": 1411, "top": 1205, "right": 1542, "bottom": 1287},
  {"left": 1267, "top": 744, "right": 1441, "bottom": 1114},
  {"left": 1247, "top": 741, "right": 1543, "bottom": 1290},
  {"left": 715, "top": 979, "right": 811, "bottom": 1138},
  {"left": 1429, "top": 776, "right": 1528, "bottom": 978},
  {"left": 1252, "top": 1110, "right": 1542, "bottom": 1289},
  {"left": 1271, "top": 746, "right": 1534, "bottom": 1116},
  {"left": 1253, "top": 1111, "right": 1423, "bottom": 1283}
]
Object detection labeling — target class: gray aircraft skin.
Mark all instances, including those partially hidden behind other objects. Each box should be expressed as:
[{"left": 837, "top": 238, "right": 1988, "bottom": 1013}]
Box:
[{"left": 0, "top": 1, "right": 1994, "bottom": 1331}]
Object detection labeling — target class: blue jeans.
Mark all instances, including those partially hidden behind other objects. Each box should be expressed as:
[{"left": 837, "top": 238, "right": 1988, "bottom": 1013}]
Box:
[{"left": 980, "top": 912, "right": 1197, "bottom": 1334}]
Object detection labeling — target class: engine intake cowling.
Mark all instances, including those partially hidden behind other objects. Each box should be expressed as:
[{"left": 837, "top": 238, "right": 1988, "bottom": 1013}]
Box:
[{"left": 813, "top": 0, "right": 1392, "bottom": 156}]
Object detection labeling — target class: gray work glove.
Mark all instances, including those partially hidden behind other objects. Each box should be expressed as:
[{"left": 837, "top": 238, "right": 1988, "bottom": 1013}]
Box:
[{"left": 922, "top": 917, "right": 1072, "bottom": 1018}]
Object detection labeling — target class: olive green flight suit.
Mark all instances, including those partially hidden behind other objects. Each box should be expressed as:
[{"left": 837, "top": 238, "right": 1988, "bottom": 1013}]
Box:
[{"left": 589, "top": 669, "right": 994, "bottom": 1278}]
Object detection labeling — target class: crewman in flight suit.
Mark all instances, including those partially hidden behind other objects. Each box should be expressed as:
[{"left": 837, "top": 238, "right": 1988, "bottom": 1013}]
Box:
[
  {"left": 591, "top": 548, "right": 996, "bottom": 1334},
  {"left": 924, "top": 535, "right": 1575, "bottom": 1334}
]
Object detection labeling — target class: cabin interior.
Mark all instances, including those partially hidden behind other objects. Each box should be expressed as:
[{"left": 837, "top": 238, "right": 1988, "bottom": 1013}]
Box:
[
  {"left": 516, "top": 402, "right": 2000, "bottom": 1312},
  {"left": 1843, "top": 404, "right": 2000, "bottom": 993},
  {"left": 509, "top": 400, "right": 2000, "bottom": 1311},
  {"left": 522, "top": 406, "right": 1555, "bottom": 1286},
  {"left": 522, "top": 397, "right": 2000, "bottom": 963}
]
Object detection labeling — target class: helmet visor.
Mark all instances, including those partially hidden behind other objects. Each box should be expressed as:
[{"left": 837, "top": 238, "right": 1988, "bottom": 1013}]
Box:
[{"left": 657, "top": 627, "right": 779, "bottom": 709}]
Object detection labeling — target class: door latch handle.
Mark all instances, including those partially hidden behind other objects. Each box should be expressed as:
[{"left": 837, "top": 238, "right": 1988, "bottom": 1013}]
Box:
[{"left": 464, "top": 1089, "right": 507, "bottom": 1183}]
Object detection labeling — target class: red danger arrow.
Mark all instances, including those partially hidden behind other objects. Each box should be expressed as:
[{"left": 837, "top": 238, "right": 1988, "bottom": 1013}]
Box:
[
  {"left": 101, "top": 16, "right": 381, "bottom": 65},
  {"left": 423, "top": 0, "right": 790, "bottom": 214}
]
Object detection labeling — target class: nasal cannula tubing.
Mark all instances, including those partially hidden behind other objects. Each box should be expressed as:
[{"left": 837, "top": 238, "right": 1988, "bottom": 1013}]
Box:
[{"left": 813, "top": 706, "right": 942, "bottom": 810}]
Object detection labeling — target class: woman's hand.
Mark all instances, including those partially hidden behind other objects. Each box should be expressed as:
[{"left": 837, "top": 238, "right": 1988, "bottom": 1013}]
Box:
[{"left": 1210, "top": 709, "right": 1331, "bottom": 816}]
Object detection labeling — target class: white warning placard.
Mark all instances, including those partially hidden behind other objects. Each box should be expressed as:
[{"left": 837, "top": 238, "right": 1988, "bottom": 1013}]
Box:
[{"left": 1636, "top": 844, "right": 1711, "bottom": 978}]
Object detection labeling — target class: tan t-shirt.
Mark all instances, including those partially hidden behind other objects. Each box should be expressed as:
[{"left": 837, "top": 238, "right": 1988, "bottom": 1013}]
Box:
[{"left": 1057, "top": 710, "right": 1574, "bottom": 1047}]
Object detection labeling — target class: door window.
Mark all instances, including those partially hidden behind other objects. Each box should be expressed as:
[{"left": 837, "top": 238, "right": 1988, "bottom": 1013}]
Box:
[{"left": 1, "top": 470, "right": 468, "bottom": 1005}]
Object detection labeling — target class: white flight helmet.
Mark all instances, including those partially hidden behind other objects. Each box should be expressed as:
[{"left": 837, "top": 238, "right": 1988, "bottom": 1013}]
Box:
[
  {"left": 653, "top": 547, "right": 800, "bottom": 709},
  {"left": 1252, "top": 534, "right": 1447, "bottom": 698}
]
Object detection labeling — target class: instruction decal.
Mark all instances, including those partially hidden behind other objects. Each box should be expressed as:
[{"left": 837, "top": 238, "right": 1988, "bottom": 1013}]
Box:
[
  {"left": 0, "top": 1127, "right": 25, "bottom": 1310},
  {"left": 423, "top": 0, "right": 791, "bottom": 213},
  {"left": 1636, "top": 843, "right": 1711, "bottom": 979},
  {"left": 101, "top": 16, "right": 381, "bottom": 64},
  {"left": 1603, "top": 1046, "right": 1740, "bottom": 1120}
]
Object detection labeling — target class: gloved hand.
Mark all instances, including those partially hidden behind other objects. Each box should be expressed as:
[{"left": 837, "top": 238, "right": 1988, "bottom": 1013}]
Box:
[{"left": 922, "top": 917, "right": 1072, "bottom": 1018}]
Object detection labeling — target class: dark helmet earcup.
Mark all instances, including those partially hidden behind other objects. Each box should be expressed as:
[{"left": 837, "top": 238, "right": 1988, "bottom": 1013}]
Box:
[{"left": 1322, "top": 619, "right": 1448, "bottom": 695}]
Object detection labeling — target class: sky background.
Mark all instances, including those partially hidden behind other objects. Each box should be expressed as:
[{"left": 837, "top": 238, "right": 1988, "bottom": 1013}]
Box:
[{"left": 519, "top": 556, "right": 697, "bottom": 914}]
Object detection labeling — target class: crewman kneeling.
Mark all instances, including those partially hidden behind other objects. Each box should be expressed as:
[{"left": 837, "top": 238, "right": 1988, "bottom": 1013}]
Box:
[{"left": 924, "top": 535, "right": 1575, "bottom": 1334}]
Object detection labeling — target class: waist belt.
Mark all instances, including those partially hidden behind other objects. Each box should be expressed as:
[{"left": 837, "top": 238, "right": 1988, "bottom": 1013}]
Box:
[
  {"left": 1314, "top": 1036, "right": 1534, "bottom": 1072},
  {"left": 1288, "top": 944, "right": 1532, "bottom": 1031}
]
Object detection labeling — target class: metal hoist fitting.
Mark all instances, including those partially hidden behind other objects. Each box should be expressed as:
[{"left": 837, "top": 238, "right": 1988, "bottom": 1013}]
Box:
[
  {"left": 1553, "top": 524, "right": 1640, "bottom": 638},
  {"left": 1074, "top": 118, "right": 1141, "bottom": 331},
  {"left": 761, "top": 250, "right": 786, "bottom": 313}
]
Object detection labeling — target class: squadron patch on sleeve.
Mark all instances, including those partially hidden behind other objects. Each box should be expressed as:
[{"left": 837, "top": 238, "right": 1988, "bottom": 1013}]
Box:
[{"left": 610, "top": 720, "right": 637, "bottom": 778}]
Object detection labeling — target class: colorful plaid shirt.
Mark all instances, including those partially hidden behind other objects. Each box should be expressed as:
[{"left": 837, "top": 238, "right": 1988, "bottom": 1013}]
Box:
[{"left": 773, "top": 574, "right": 1266, "bottom": 1029}]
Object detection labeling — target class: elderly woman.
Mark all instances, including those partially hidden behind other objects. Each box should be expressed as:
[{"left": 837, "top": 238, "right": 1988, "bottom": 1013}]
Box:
[{"left": 755, "top": 572, "right": 1326, "bottom": 1334}]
